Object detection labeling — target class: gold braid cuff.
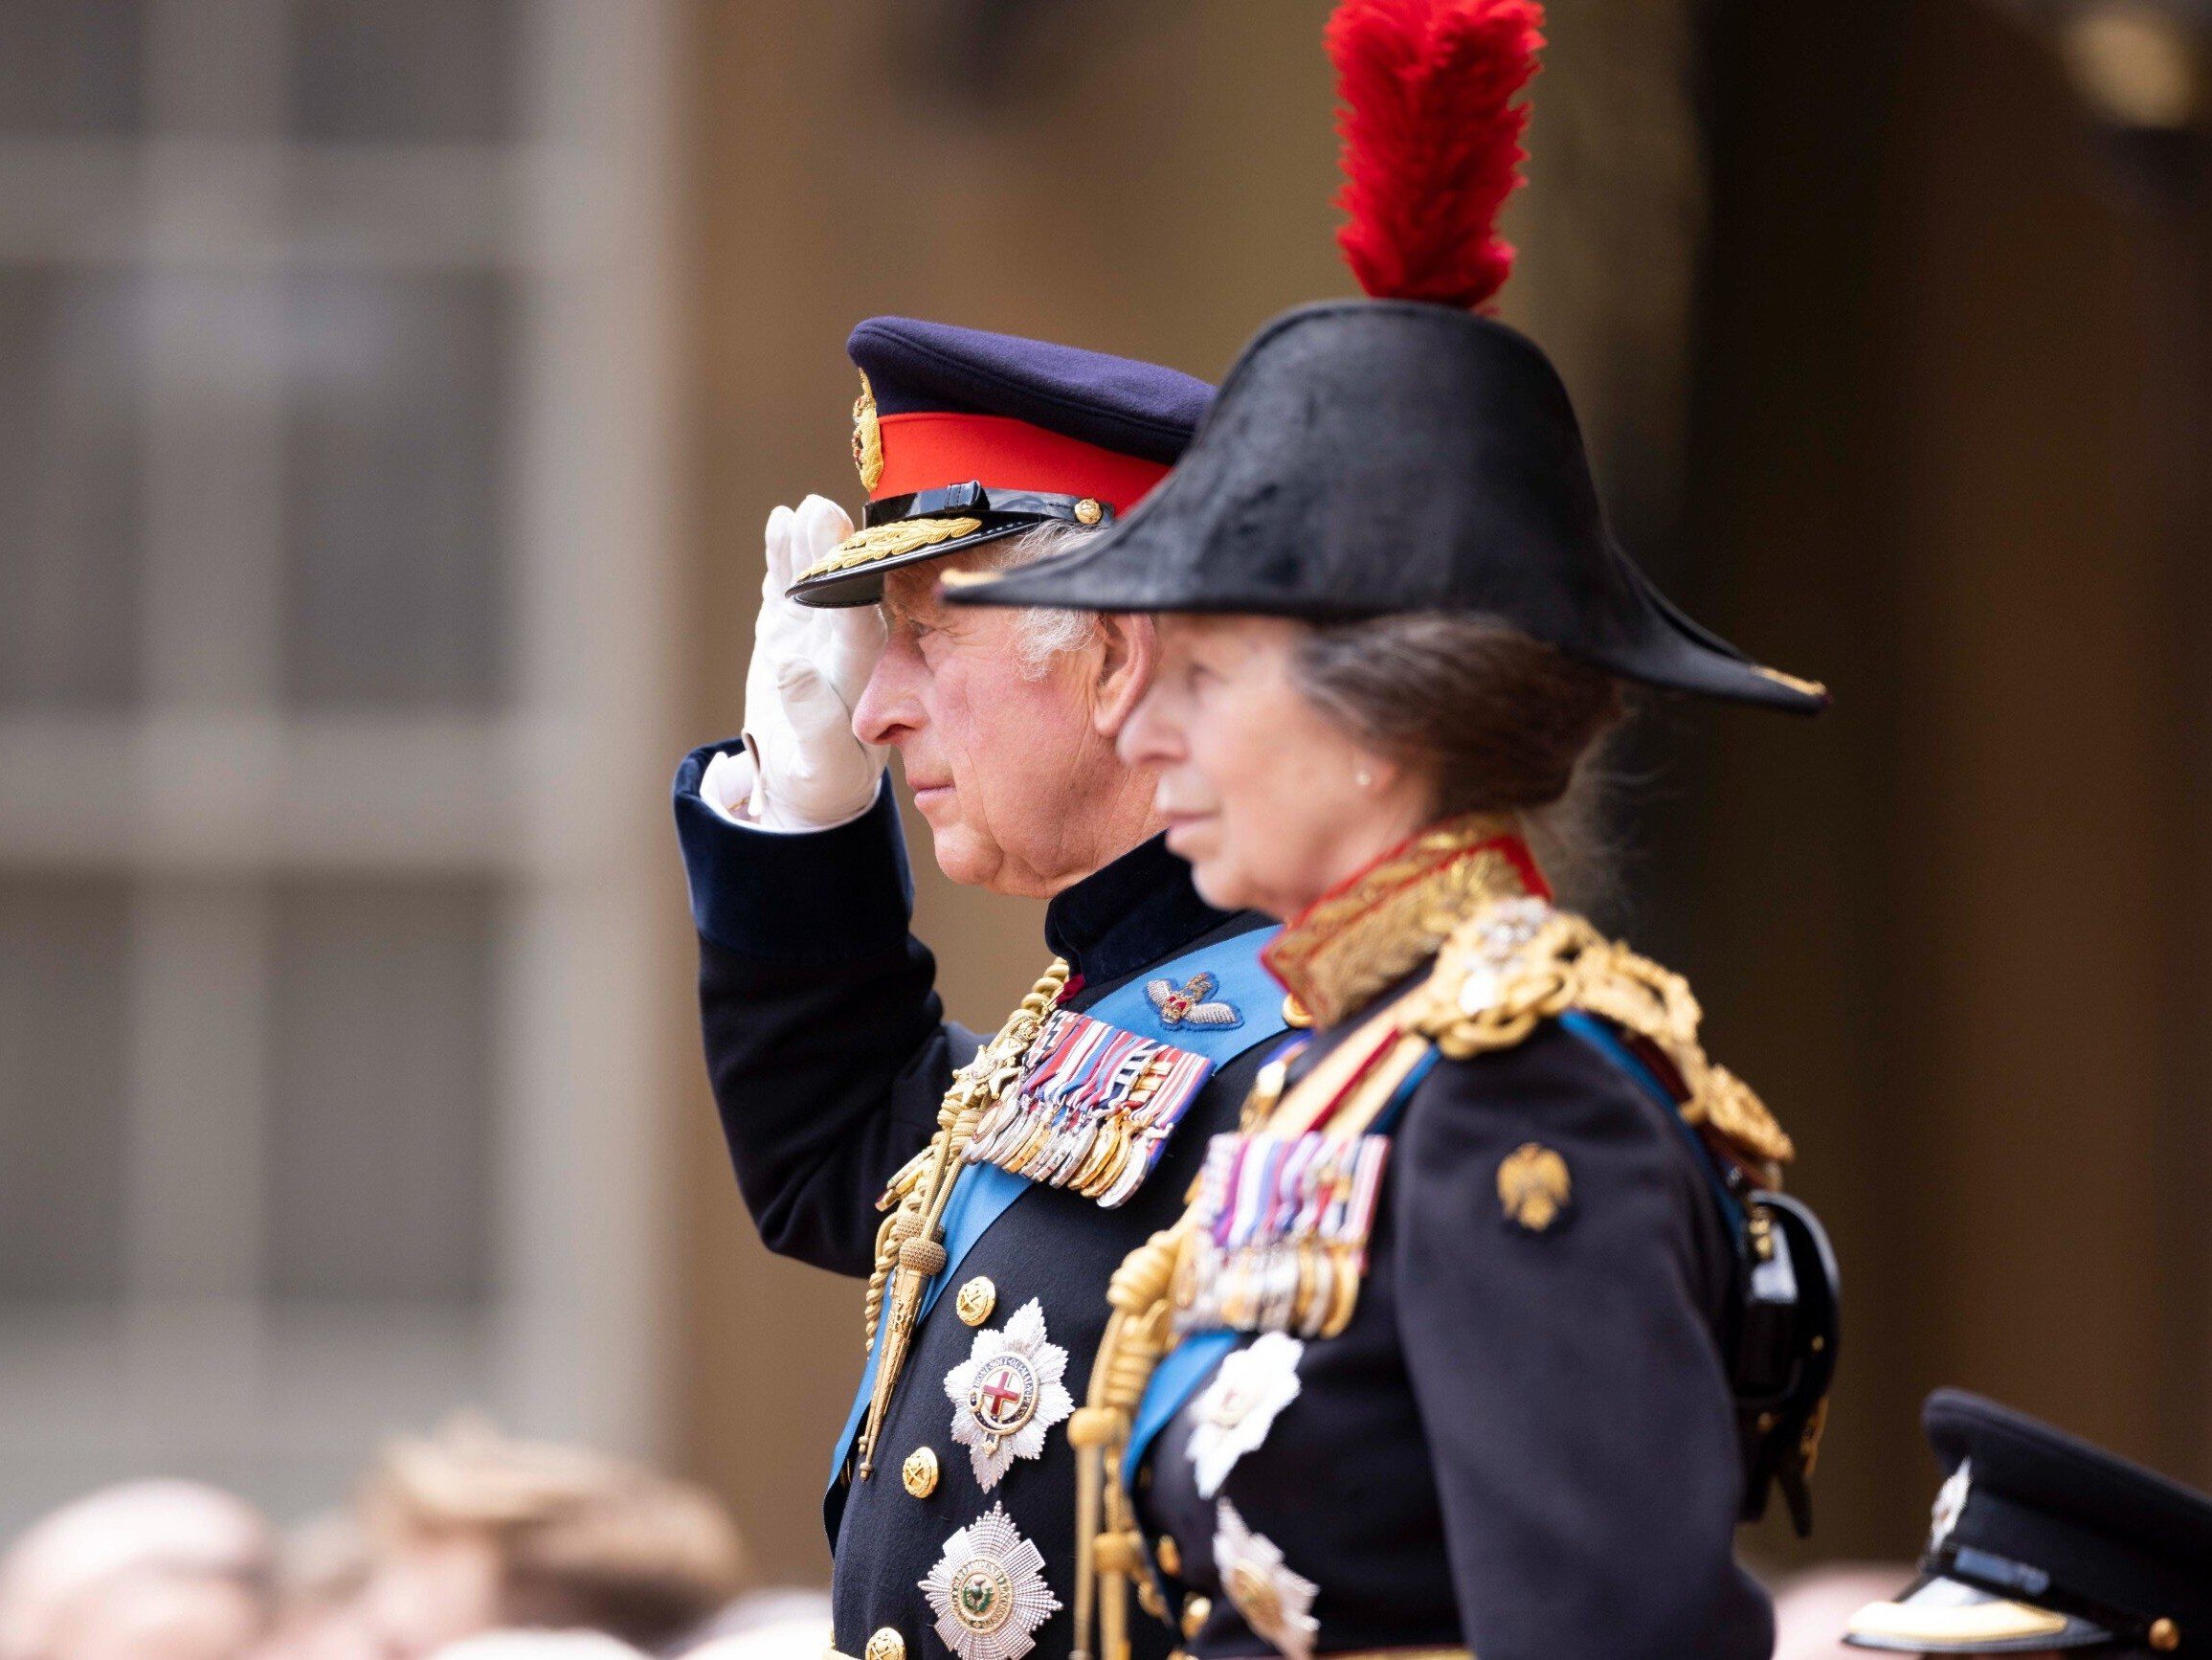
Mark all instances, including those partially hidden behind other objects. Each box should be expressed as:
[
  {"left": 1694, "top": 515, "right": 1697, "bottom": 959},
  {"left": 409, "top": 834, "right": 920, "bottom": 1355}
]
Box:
[{"left": 853, "top": 957, "right": 1069, "bottom": 1478}]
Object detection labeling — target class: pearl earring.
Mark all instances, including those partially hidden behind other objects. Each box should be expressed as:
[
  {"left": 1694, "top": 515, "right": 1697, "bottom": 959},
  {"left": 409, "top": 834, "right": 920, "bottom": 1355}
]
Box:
[{"left": 1354, "top": 767, "right": 1374, "bottom": 789}]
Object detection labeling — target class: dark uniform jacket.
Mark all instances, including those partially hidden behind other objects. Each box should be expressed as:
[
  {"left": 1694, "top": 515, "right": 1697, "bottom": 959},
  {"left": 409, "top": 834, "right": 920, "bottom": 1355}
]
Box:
[
  {"left": 1117, "top": 823, "right": 1776, "bottom": 1660},
  {"left": 672, "top": 747, "right": 1278, "bottom": 1660}
]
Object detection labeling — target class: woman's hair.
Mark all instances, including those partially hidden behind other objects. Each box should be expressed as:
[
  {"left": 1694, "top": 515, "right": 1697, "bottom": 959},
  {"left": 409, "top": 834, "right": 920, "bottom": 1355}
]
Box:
[{"left": 1290, "top": 613, "right": 1627, "bottom": 897}]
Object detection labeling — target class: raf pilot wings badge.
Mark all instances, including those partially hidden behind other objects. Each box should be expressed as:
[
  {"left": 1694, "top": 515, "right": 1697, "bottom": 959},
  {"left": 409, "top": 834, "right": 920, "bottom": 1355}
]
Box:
[{"left": 1146, "top": 971, "right": 1244, "bottom": 1029}]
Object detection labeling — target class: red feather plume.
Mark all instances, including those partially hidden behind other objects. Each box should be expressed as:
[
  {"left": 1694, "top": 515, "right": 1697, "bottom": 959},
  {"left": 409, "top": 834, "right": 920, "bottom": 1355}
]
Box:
[{"left": 1326, "top": 0, "right": 1544, "bottom": 310}]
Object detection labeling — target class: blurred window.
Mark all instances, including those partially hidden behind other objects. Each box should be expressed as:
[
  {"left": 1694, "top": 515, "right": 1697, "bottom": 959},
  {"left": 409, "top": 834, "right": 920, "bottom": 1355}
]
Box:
[
  {"left": 0, "top": 271, "right": 146, "bottom": 707},
  {"left": 267, "top": 880, "right": 497, "bottom": 1303},
  {"left": 282, "top": 273, "right": 511, "bottom": 709},
  {"left": 0, "top": 879, "right": 132, "bottom": 1298},
  {"left": 288, "top": 0, "right": 522, "bottom": 144},
  {"left": 0, "top": 2, "right": 146, "bottom": 137}
]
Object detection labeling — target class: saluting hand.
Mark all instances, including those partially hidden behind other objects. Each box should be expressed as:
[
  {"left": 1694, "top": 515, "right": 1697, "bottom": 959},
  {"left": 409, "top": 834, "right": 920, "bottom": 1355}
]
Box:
[{"left": 703, "top": 494, "right": 888, "bottom": 831}]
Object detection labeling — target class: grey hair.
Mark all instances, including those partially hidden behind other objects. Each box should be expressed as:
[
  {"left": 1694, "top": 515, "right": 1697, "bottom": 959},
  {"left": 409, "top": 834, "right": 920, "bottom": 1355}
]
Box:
[
  {"left": 974, "top": 522, "right": 1105, "bottom": 679},
  {"left": 1290, "top": 613, "right": 1629, "bottom": 908}
]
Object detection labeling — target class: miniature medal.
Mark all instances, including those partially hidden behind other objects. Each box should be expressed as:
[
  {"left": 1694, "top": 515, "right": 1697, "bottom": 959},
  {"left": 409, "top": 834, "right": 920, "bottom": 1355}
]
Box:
[
  {"left": 943, "top": 1298, "right": 1075, "bottom": 1491},
  {"left": 1186, "top": 1333, "right": 1304, "bottom": 1498},
  {"left": 920, "top": 1503, "right": 1063, "bottom": 1660},
  {"left": 1213, "top": 1499, "right": 1318, "bottom": 1660}
]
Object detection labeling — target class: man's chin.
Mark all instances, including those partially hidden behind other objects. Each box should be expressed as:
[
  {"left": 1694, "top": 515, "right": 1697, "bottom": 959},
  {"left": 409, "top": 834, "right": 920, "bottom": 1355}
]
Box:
[{"left": 922, "top": 817, "right": 999, "bottom": 890}]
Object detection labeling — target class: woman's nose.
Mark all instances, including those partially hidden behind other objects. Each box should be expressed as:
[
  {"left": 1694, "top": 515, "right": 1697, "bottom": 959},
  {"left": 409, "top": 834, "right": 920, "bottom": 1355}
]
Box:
[{"left": 1115, "top": 684, "right": 1181, "bottom": 769}]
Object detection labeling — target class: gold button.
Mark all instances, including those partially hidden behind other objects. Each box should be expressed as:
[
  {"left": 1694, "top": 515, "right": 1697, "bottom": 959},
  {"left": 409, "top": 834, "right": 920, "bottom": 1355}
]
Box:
[
  {"left": 865, "top": 1628, "right": 905, "bottom": 1660},
  {"left": 1074, "top": 497, "right": 1104, "bottom": 526},
  {"left": 955, "top": 1276, "right": 997, "bottom": 1326},
  {"left": 1155, "top": 1535, "right": 1182, "bottom": 1578},
  {"left": 901, "top": 1445, "right": 939, "bottom": 1498},
  {"left": 1180, "top": 1596, "right": 1212, "bottom": 1639},
  {"left": 2150, "top": 1618, "right": 2180, "bottom": 1651}
]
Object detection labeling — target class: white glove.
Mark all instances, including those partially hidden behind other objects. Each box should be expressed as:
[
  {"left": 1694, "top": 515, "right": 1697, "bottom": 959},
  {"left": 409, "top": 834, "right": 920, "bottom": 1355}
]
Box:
[{"left": 715, "top": 494, "right": 888, "bottom": 832}]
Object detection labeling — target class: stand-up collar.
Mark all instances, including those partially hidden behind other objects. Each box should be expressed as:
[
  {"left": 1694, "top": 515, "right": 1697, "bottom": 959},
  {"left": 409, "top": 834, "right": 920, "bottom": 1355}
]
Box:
[
  {"left": 1263, "top": 814, "right": 1548, "bottom": 1029},
  {"left": 1044, "top": 833, "right": 1240, "bottom": 987}
]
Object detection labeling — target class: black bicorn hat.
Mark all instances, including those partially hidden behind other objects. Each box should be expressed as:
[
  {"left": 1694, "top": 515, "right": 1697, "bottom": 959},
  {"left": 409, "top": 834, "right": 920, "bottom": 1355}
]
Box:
[
  {"left": 785, "top": 317, "right": 1213, "bottom": 608},
  {"left": 951, "top": 301, "right": 1826, "bottom": 712},
  {"left": 947, "top": 0, "right": 1825, "bottom": 713},
  {"left": 1844, "top": 1389, "right": 2212, "bottom": 1655}
]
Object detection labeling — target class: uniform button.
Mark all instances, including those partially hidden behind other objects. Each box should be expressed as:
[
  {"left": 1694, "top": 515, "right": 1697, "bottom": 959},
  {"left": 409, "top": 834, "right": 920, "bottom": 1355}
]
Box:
[
  {"left": 1074, "top": 497, "right": 1105, "bottom": 526},
  {"left": 1156, "top": 1535, "right": 1182, "bottom": 1578},
  {"left": 1181, "top": 1595, "right": 1212, "bottom": 1638},
  {"left": 865, "top": 1627, "right": 906, "bottom": 1660},
  {"left": 901, "top": 1445, "right": 940, "bottom": 1498},
  {"left": 955, "top": 1276, "right": 997, "bottom": 1326}
]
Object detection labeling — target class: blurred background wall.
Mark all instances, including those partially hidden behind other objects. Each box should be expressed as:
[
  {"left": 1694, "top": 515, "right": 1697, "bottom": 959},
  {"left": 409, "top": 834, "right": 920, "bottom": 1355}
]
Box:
[{"left": 2, "top": 0, "right": 2208, "bottom": 1597}]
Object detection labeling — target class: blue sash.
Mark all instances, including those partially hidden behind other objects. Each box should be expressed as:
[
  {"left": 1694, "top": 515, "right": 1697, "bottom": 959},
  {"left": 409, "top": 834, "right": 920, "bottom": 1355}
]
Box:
[{"left": 825, "top": 925, "right": 1285, "bottom": 1495}]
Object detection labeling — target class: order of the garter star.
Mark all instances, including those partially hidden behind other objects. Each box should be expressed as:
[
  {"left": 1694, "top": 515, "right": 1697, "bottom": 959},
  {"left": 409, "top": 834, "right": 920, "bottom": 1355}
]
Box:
[{"left": 943, "top": 1298, "right": 1075, "bottom": 1491}]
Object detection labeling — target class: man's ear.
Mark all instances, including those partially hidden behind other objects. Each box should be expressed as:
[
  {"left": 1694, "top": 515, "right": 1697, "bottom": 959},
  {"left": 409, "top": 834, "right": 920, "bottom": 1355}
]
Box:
[{"left": 1092, "top": 611, "right": 1157, "bottom": 739}]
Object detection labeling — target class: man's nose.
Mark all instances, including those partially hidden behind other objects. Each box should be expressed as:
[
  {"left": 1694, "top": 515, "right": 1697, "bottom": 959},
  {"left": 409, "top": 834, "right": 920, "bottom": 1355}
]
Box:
[{"left": 851, "top": 644, "right": 916, "bottom": 748}]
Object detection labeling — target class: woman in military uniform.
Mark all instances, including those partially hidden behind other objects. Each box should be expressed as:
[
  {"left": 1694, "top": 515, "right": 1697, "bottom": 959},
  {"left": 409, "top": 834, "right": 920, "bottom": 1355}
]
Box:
[{"left": 947, "top": 4, "right": 1833, "bottom": 1657}]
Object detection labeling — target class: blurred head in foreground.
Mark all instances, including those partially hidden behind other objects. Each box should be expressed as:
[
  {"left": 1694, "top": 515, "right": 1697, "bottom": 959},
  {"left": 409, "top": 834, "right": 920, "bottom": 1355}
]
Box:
[
  {"left": 1844, "top": 1390, "right": 2212, "bottom": 1657},
  {"left": 0, "top": 1479, "right": 274, "bottom": 1660},
  {"left": 353, "top": 1420, "right": 746, "bottom": 1658}
]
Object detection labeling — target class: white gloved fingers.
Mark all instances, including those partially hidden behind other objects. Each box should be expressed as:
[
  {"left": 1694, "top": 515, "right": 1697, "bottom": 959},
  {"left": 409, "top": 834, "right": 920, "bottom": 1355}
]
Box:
[
  {"left": 792, "top": 493, "right": 854, "bottom": 573},
  {"left": 775, "top": 657, "right": 860, "bottom": 752},
  {"left": 697, "top": 748, "right": 759, "bottom": 826},
  {"left": 819, "top": 600, "right": 887, "bottom": 706}
]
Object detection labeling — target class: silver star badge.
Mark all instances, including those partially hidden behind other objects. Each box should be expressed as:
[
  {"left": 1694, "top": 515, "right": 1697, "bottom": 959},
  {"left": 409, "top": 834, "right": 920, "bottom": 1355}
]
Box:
[
  {"left": 1214, "top": 1499, "right": 1318, "bottom": 1660},
  {"left": 1929, "top": 1459, "right": 1972, "bottom": 1551},
  {"left": 1187, "top": 1332, "right": 1304, "bottom": 1498},
  {"left": 919, "top": 1502, "right": 1063, "bottom": 1660},
  {"left": 943, "top": 1298, "right": 1075, "bottom": 1491}
]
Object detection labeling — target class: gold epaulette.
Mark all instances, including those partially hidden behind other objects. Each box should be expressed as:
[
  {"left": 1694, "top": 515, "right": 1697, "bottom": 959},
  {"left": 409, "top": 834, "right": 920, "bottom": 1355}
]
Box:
[{"left": 1398, "top": 905, "right": 1795, "bottom": 1171}]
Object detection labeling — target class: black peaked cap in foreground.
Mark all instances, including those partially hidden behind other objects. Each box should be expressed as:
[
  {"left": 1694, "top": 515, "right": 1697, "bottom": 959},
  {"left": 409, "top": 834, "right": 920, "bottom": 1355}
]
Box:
[{"left": 1847, "top": 1388, "right": 2212, "bottom": 1654}]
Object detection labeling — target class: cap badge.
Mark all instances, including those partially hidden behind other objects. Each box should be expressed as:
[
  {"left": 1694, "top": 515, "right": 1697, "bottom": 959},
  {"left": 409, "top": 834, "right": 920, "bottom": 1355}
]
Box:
[
  {"left": 852, "top": 370, "right": 883, "bottom": 492},
  {"left": 919, "top": 1503, "right": 1063, "bottom": 1660},
  {"left": 1213, "top": 1499, "right": 1318, "bottom": 1660},
  {"left": 1928, "top": 1459, "right": 1972, "bottom": 1551},
  {"left": 1497, "top": 1142, "right": 1572, "bottom": 1233},
  {"left": 1187, "top": 1332, "right": 1304, "bottom": 1497},
  {"left": 944, "top": 1298, "right": 1074, "bottom": 1491},
  {"left": 1147, "top": 972, "right": 1242, "bottom": 1030}
]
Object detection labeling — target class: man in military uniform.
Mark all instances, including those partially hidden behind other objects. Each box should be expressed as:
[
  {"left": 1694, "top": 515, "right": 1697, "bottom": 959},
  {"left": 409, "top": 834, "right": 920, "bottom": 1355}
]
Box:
[
  {"left": 671, "top": 318, "right": 1289, "bottom": 1660},
  {"left": 1845, "top": 1389, "right": 2212, "bottom": 1656}
]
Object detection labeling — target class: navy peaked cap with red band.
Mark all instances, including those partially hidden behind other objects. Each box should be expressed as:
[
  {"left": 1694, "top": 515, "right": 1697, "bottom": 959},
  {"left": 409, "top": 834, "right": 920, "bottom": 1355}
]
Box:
[
  {"left": 1846, "top": 1389, "right": 2212, "bottom": 1654},
  {"left": 788, "top": 316, "right": 1214, "bottom": 607}
]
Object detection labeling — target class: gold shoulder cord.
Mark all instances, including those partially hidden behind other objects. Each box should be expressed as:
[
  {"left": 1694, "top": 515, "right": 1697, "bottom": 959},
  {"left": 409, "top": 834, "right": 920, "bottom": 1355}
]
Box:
[
  {"left": 853, "top": 957, "right": 1069, "bottom": 1480},
  {"left": 1067, "top": 902, "right": 1793, "bottom": 1660}
]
